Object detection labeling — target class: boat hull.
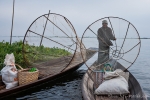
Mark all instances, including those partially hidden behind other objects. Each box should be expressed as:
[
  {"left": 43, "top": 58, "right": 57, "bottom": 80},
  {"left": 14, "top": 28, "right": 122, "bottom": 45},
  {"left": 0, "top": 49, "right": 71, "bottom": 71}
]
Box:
[
  {"left": 0, "top": 62, "right": 83, "bottom": 99},
  {"left": 81, "top": 62, "right": 147, "bottom": 100}
]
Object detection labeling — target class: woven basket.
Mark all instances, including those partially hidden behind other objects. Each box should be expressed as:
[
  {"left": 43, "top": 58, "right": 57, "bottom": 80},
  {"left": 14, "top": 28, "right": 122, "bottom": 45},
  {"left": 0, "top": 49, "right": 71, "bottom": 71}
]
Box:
[{"left": 15, "top": 64, "right": 39, "bottom": 85}]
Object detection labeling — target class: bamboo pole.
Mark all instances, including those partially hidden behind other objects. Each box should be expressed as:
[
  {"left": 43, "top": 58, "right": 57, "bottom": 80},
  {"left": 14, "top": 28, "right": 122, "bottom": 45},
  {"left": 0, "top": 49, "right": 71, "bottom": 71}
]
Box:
[{"left": 10, "top": 0, "right": 15, "bottom": 45}]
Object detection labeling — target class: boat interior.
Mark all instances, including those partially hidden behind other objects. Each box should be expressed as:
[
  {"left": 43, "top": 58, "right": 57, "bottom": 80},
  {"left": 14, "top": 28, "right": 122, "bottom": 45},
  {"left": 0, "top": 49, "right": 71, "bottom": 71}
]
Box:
[{"left": 82, "top": 59, "right": 146, "bottom": 100}]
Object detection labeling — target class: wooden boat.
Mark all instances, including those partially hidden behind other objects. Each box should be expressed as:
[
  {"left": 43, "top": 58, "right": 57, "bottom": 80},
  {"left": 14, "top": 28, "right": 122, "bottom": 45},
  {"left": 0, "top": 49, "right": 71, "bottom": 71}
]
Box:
[
  {"left": 79, "top": 16, "right": 147, "bottom": 100},
  {"left": 81, "top": 58, "right": 147, "bottom": 100},
  {"left": 0, "top": 49, "right": 96, "bottom": 99}
]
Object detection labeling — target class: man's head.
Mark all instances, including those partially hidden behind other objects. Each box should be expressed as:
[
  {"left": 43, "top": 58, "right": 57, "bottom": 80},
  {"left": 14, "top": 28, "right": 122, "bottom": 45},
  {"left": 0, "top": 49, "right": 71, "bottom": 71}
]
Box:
[{"left": 102, "top": 20, "right": 108, "bottom": 27}]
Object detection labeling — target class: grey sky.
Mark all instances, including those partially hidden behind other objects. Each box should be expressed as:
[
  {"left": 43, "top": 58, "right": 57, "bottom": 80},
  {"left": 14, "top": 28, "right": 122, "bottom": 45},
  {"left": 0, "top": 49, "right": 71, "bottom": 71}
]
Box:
[{"left": 0, "top": 0, "right": 150, "bottom": 41}]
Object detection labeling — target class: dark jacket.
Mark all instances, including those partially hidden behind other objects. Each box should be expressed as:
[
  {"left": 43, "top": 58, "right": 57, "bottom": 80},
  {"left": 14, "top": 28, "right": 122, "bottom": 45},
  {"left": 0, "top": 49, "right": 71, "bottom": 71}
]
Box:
[{"left": 97, "top": 27, "right": 115, "bottom": 47}]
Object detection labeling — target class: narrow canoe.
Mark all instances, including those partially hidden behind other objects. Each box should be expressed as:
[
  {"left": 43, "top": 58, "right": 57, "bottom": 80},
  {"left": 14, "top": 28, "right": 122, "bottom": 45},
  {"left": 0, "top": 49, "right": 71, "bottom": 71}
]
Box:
[
  {"left": 0, "top": 50, "right": 96, "bottom": 99},
  {"left": 82, "top": 59, "right": 147, "bottom": 100}
]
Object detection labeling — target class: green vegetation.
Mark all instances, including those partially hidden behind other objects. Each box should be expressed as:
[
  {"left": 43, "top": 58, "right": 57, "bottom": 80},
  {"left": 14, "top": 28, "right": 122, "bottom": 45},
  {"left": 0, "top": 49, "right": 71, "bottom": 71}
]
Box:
[
  {"left": 0, "top": 41, "right": 71, "bottom": 70},
  {"left": 29, "top": 67, "right": 37, "bottom": 72}
]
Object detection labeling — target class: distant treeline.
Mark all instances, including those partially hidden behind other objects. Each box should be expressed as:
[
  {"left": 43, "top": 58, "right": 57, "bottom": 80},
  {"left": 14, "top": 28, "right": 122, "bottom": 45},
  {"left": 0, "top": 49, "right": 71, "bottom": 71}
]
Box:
[
  {"left": 0, "top": 36, "right": 150, "bottom": 39},
  {"left": 140, "top": 38, "right": 150, "bottom": 39}
]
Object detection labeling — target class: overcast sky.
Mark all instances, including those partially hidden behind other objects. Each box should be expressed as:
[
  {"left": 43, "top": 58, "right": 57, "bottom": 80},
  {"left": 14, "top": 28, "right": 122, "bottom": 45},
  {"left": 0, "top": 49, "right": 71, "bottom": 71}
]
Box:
[{"left": 0, "top": 0, "right": 150, "bottom": 41}]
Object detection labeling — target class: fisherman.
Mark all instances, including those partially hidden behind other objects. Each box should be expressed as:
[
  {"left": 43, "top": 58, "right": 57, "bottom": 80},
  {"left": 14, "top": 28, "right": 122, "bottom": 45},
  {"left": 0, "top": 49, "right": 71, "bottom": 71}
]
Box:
[{"left": 97, "top": 20, "right": 116, "bottom": 64}]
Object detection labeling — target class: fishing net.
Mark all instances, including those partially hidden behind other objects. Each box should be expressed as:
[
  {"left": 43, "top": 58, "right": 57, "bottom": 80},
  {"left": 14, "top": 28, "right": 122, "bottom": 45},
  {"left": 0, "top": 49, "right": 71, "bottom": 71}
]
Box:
[
  {"left": 22, "top": 12, "right": 81, "bottom": 76},
  {"left": 80, "top": 17, "right": 141, "bottom": 71}
]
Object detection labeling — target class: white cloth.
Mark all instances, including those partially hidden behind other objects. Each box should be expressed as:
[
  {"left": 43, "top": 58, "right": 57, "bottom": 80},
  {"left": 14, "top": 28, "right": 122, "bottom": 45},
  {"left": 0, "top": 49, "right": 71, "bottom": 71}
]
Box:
[
  {"left": 94, "top": 69, "right": 130, "bottom": 95},
  {"left": 1, "top": 65, "right": 18, "bottom": 89},
  {"left": 104, "top": 69, "right": 129, "bottom": 81},
  {"left": 4, "top": 53, "right": 15, "bottom": 66},
  {"left": 1, "top": 53, "right": 18, "bottom": 89}
]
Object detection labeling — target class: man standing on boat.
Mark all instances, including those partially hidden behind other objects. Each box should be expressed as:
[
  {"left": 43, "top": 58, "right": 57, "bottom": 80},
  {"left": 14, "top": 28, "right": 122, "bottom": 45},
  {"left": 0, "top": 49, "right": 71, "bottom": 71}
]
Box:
[{"left": 97, "top": 20, "right": 116, "bottom": 64}]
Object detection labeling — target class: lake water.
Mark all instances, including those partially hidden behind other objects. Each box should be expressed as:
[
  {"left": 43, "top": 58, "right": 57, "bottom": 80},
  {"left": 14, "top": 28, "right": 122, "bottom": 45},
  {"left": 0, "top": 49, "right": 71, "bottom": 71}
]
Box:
[
  {"left": 2, "top": 39, "right": 150, "bottom": 100},
  {"left": 129, "top": 39, "right": 150, "bottom": 99}
]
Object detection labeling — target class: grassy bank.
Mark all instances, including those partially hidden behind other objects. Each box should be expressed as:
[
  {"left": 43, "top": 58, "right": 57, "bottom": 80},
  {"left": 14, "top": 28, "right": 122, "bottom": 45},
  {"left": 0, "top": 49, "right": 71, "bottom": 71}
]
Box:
[{"left": 0, "top": 41, "right": 71, "bottom": 70}]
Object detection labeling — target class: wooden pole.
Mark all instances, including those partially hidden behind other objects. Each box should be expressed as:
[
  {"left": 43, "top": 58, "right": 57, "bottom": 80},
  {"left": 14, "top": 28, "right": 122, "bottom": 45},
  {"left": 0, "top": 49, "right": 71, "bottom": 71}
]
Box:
[
  {"left": 10, "top": 0, "right": 15, "bottom": 45},
  {"left": 40, "top": 10, "right": 50, "bottom": 46}
]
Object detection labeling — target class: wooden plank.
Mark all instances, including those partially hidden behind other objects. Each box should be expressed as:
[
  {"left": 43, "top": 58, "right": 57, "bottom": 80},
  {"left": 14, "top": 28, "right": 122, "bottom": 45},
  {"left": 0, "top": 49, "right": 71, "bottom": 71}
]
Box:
[{"left": 95, "top": 95, "right": 124, "bottom": 100}]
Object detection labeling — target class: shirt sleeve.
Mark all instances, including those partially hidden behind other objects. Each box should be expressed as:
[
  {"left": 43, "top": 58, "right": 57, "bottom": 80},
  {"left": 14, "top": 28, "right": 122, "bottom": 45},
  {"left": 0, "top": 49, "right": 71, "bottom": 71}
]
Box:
[
  {"left": 97, "top": 28, "right": 103, "bottom": 41},
  {"left": 108, "top": 28, "right": 115, "bottom": 40}
]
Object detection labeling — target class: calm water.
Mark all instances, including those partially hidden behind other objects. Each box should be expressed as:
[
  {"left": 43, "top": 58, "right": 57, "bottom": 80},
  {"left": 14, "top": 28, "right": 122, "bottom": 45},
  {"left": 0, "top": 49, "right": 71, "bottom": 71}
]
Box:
[
  {"left": 129, "top": 39, "right": 150, "bottom": 99},
  {"left": 2, "top": 39, "right": 150, "bottom": 100}
]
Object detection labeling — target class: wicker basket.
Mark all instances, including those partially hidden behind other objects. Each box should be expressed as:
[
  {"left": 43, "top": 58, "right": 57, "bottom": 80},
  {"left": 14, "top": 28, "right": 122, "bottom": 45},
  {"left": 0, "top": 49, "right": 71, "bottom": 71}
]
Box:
[{"left": 15, "top": 64, "right": 39, "bottom": 85}]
